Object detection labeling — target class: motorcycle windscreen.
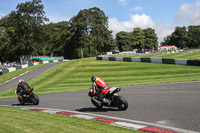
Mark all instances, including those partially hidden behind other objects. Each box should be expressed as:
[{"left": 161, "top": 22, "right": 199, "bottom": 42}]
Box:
[{"left": 109, "top": 87, "right": 118, "bottom": 93}]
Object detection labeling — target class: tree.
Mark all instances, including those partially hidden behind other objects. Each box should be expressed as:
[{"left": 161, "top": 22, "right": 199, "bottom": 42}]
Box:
[
  {"left": 187, "top": 25, "right": 200, "bottom": 48},
  {"left": 15, "top": 0, "right": 48, "bottom": 56},
  {"left": 132, "top": 28, "right": 145, "bottom": 52},
  {"left": 0, "top": 0, "right": 49, "bottom": 62},
  {"left": 45, "top": 21, "right": 71, "bottom": 56},
  {"left": 0, "top": 15, "right": 19, "bottom": 62},
  {"left": 161, "top": 35, "right": 172, "bottom": 46},
  {"left": 143, "top": 28, "right": 158, "bottom": 51},
  {"left": 161, "top": 26, "right": 193, "bottom": 49},
  {"left": 69, "top": 9, "right": 90, "bottom": 58},
  {"left": 0, "top": 26, "right": 15, "bottom": 62},
  {"left": 116, "top": 31, "right": 132, "bottom": 51},
  {"left": 67, "top": 7, "right": 115, "bottom": 59},
  {"left": 89, "top": 7, "right": 115, "bottom": 55},
  {"left": 171, "top": 27, "right": 189, "bottom": 48}
]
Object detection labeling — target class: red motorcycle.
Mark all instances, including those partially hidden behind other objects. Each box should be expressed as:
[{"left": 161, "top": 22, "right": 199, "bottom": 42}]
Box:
[
  {"left": 15, "top": 88, "right": 39, "bottom": 105},
  {"left": 89, "top": 87, "right": 128, "bottom": 110}
]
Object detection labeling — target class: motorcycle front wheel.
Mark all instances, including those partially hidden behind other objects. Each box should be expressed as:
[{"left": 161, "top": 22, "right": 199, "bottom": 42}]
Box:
[
  {"left": 18, "top": 96, "right": 25, "bottom": 105},
  {"left": 30, "top": 93, "right": 39, "bottom": 105},
  {"left": 115, "top": 96, "right": 128, "bottom": 110},
  {"left": 91, "top": 98, "right": 103, "bottom": 109}
]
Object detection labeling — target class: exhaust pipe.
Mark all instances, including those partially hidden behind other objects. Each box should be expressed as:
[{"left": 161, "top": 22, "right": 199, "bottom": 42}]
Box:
[{"left": 91, "top": 97, "right": 102, "bottom": 105}]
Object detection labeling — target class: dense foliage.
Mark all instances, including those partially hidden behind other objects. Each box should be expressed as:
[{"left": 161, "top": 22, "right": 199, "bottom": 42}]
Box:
[
  {"left": 161, "top": 25, "right": 200, "bottom": 48},
  {"left": 116, "top": 27, "right": 158, "bottom": 52},
  {"left": 0, "top": 0, "right": 48, "bottom": 62},
  {"left": 0, "top": 0, "right": 116, "bottom": 61},
  {"left": 0, "top": 0, "right": 157, "bottom": 62},
  {"left": 1, "top": 0, "right": 199, "bottom": 63},
  {"left": 65, "top": 7, "right": 115, "bottom": 59}
]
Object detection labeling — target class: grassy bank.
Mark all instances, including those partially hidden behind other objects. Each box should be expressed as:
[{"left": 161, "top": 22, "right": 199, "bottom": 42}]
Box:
[
  {"left": 1, "top": 57, "right": 200, "bottom": 98},
  {"left": 0, "top": 107, "right": 136, "bottom": 133},
  {"left": 0, "top": 63, "right": 51, "bottom": 83}
]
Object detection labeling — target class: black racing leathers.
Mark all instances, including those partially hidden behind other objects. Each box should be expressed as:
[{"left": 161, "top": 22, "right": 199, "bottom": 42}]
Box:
[{"left": 16, "top": 82, "right": 31, "bottom": 96}]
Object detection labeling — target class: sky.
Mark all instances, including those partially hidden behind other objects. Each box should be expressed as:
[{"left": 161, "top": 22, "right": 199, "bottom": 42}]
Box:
[{"left": 0, "top": 0, "right": 200, "bottom": 43}]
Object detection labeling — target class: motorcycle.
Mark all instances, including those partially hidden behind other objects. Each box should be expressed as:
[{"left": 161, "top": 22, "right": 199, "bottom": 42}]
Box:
[
  {"left": 15, "top": 88, "right": 39, "bottom": 105},
  {"left": 89, "top": 87, "right": 128, "bottom": 110}
]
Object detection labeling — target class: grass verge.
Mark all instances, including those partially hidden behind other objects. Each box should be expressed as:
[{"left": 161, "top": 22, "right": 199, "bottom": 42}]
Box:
[
  {"left": 0, "top": 63, "right": 52, "bottom": 84},
  {"left": 1, "top": 57, "right": 200, "bottom": 98},
  {"left": 0, "top": 107, "right": 137, "bottom": 133}
]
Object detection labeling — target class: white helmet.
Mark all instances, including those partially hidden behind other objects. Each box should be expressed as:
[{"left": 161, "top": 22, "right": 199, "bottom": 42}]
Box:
[{"left": 19, "top": 79, "right": 24, "bottom": 83}]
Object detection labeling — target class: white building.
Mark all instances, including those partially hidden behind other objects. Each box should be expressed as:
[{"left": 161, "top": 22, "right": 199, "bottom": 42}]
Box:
[{"left": 157, "top": 45, "right": 177, "bottom": 52}]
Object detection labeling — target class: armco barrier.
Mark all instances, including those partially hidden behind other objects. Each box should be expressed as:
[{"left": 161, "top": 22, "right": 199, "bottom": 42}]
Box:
[
  {"left": 116, "top": 57, "right": 123, "bottom": 61},
  {"left": 108, "top": 57, "right": 116, "bottom": 61},
  {"left": 131, "top": 57, "right": 141, "bottom": 62},
  {"left": 22, "top": 64, "right": 28, "bottom": 68},
  {"left": 16, "top": 66, "right": 22, "bottom": 70},
  {"left": 150, "top": 58, "right": 162, "bottom": 64},
  {"left": 8, "top": 67, "right": 16, "bottom": 72},
  {"left": 123, "top": 57, "right": 132, "bottom": 62},
  {"left": 97, "top": 56, "right": 102, "bottom": 60},
  {"left": 162, "top": 58, "right": 175, "bottom": 64},
  {"left": 2, "top": 69, "right": 9, "bottom": 74},
  {"left": 187, "top": 60, "right": 200, "bottom": 66},
  {"left": 53, "top": 60, "right": 58, "bottom": 63},
  {"left": 140, "top": 58, "right": 151, "bottom": 63},
  {"left": 175, "top": 59, "right": 187, "bottom": 65},
  {"left": 96, "top": 56, "right": 200, "bottom": 66}
]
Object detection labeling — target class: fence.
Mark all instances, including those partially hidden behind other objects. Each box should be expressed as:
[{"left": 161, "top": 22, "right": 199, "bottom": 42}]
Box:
[
  {"left": 99, "top": 50, "right": 200, "bottom": 57},
  {"left": 96, "top": 56, "right": 200, "bottom": 66}
]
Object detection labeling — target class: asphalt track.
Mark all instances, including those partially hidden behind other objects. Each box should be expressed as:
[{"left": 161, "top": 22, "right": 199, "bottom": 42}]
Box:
[
  {"left": 0, "top": 62, "right": 62, "bottom": 92},
  {"left": 0, "top": 62, "right": 200, "bottom": 132}
]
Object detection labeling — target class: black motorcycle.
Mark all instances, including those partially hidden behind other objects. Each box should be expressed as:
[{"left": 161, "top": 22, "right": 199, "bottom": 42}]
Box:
[
  {"left": 89, "top": 87, "right": 128, "bottom": 110},
  {"left": 16, "top": 88, "right": 39, "bottom": 105}
]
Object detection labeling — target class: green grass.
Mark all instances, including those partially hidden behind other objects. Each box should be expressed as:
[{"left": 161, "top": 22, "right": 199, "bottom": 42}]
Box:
[
  {"left": 127, "top": 51, "right": 200, "bottom": 60},
  {"left": 0, "top": 57, "right": 199, "bottom": 133},
  {"left": 1, "top": 57, "right": 200, "bottom": 98},
  {"left": 0, "top": 63, "right": 51, "bottom": 83},
  {"left": 0, "top": 107, "right": 137, "bottom": 133}
]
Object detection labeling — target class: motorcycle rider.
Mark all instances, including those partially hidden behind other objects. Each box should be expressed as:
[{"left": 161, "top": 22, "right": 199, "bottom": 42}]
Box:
[
  {"left": 89, "top": 75, "right": 111, "bottom": 104},
  {"left": 16, "top": 79, "right": 31, "bottom": 100}
]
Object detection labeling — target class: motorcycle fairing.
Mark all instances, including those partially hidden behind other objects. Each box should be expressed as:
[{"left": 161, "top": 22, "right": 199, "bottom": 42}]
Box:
[{"left": 97, "top": 85, "right": 111, "bottom": 98}]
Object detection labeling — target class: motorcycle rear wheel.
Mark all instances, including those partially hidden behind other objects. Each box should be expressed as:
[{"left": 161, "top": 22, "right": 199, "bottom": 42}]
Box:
[
  {"left": 115, "top": 96, "right": 128, "bottom": 110},
  {"left": 91, "top": 98, "right": 103, "bottom": 109}
]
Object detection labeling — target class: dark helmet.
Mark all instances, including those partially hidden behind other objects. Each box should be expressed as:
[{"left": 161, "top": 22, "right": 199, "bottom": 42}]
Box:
[{"left": 91, "top": 75, "right": 97, "bottom": 82}]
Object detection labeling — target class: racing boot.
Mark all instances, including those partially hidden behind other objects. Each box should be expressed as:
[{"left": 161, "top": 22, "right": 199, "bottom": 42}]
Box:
[{"left": 19, "top": 96, "right": 26, "bottom": 101}]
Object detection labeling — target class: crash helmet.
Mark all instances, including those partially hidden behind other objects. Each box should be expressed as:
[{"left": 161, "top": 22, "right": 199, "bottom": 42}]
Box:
[
  {"left": 19, "top": 79, "right": 24, "bottom": 83},
  {"left": 91, "top": 75, "right": 97, "bottom": 82}
]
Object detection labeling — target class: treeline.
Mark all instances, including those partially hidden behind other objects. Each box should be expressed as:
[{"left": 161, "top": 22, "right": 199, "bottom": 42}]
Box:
[
  {"left": 0, "top": 0, "right": 160, "bottom": 63},
  {"left": 1, "top": 0, "right": 199, "bottom": 63},
  {"left": 161, "top": 26, "right": 200, "bottom": 48},
  {"left": 116, "top": 28, "right": 158, "bottom": 52},
  {"left": 0, "top": 0, "right": 115, "bottom": 62}
]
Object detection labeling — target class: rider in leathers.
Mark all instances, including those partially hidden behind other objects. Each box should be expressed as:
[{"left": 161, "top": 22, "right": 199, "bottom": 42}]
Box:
[
  {"left": 16, "top": 79, "right": 31, "bottom": 100},
  {"left": 89, "top": 75, "right": 111, "bottom": 103}
]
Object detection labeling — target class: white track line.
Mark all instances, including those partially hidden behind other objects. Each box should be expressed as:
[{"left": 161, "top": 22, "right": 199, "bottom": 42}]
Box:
[{"left": 0, "top": 105, "right": 198, "bottom": 133}]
